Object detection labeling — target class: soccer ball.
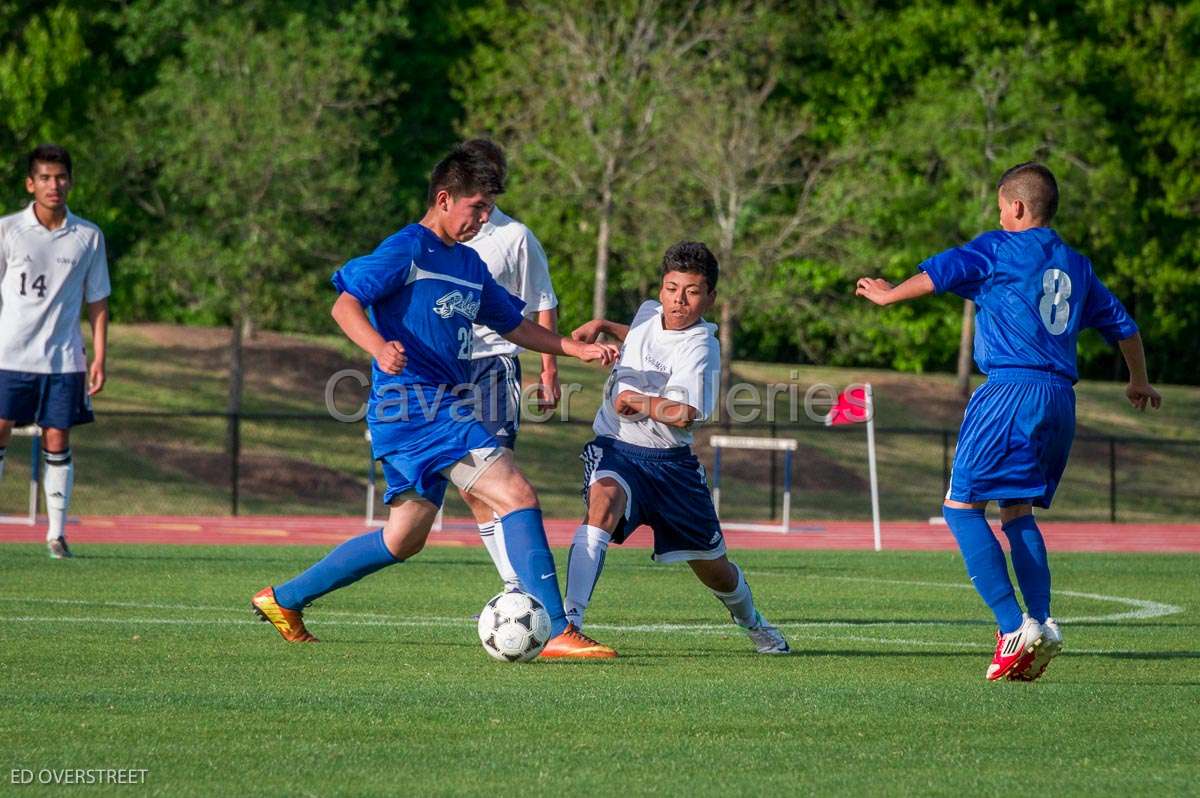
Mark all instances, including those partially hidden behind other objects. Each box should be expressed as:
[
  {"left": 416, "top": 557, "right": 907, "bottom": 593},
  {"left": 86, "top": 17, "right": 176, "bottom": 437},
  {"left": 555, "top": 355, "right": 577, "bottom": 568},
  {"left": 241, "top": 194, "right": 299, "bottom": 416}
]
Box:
[{"left": 477, "top": 590, "right": 552, "bottom": 662}]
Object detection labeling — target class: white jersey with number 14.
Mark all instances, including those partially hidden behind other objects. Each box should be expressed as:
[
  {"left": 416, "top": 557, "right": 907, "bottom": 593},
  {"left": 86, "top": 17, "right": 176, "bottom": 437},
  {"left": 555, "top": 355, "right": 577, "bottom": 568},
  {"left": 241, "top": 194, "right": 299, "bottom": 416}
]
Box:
[{"left": 0, "top": 203, "right": 111, "bottom": 374}]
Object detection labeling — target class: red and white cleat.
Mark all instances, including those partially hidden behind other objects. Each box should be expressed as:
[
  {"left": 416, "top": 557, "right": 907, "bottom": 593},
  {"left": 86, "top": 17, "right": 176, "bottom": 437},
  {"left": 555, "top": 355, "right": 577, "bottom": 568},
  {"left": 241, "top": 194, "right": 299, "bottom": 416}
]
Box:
[
  {"left": 986, "top": 615, "right": 1043, "bottom": 681},
  {"left": 1009, "top": 618, "right": 1063, "bottom": 682}
]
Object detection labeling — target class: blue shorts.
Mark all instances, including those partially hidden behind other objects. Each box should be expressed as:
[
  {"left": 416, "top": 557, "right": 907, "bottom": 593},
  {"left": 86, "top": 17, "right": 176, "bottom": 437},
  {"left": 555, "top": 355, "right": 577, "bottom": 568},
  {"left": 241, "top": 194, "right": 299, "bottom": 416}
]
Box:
[
  {"left": 581, "top": 436, "right": 726, "bottom": 563},
  {"left": 369, "top": 384, "right": 501, "bottom": 507},
  {"left": 0, "top": 370, "right": 94, "bottom": 429},
  {"left": 949, "top": 368, "right": 1075, "bottom": 509},
  {"left": 465, "top": 354, "right": 521, "bottom": 449}
]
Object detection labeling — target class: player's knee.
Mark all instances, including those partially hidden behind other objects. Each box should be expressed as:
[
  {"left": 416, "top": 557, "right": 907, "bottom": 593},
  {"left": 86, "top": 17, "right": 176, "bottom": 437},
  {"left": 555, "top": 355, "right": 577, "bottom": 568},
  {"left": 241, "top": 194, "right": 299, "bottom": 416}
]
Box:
[
  {"left": 505, "top": 474, "right": 539, "bottom": 510},
  {"left": 480, "top": 471, "right": 538, "bottom": 515},
  {"left": 42, "top": 428, "right": 69, "bottom": 451},
  {"left": 689, "top": 556, "right": 738, "bottom": 592},
  {"left": 382, "top": 526, "right": 426, "bottom": 560},
  {"left": 585, "top": 479, "right": 624, "bottom": 529}
]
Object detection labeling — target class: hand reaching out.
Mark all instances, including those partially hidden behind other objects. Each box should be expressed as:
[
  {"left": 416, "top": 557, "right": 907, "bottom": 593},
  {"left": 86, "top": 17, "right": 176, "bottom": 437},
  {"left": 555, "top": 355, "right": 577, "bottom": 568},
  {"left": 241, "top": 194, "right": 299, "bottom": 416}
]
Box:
[{"left": 855, "top": 277, "right": 895, "bottom": 306}]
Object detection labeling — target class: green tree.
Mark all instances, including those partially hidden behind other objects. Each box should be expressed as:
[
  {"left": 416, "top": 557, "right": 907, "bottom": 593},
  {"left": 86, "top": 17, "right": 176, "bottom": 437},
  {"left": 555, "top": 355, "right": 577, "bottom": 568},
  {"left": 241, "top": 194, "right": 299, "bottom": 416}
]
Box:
[
  {"left": 814, "top": 2, "right": 1133, "bottom": 387},
  {"left": 110, "top": 7, "right": 407, "bottom": 417},
  {"left": 458, "top": 0, "right": 747, "bottom": 324}
]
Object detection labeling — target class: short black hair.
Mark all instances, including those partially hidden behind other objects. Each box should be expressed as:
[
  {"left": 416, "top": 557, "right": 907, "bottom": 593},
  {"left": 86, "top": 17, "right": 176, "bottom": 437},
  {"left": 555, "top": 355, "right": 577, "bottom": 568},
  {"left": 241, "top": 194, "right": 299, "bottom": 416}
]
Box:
[
  {"left": 997, "top": 161, "right": 1058, "bottom": 223},
  {"left": 460, "top": 138, "right": 507, "bottom": 185},
  {"left": 426, "top": 143, "right": 505, "bottom": 207},
  {"left": 662, "top": 241, "right": 719, "bottom": 292},
  {"left": 28, "top": 144, "right": 72, "bottom": 178}
]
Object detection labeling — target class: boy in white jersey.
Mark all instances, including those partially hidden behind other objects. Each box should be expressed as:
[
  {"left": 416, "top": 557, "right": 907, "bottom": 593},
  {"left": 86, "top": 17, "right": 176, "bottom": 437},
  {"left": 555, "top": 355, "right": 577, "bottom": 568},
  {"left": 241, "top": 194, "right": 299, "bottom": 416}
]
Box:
[
  {"left": 566, "top": 241, "right": 790, "bottom": 654},
  {"left": 457, "top": 140, "right": 560, "bottom": 589},
  {"left": 0, "top": 145, "right": 110, "bottom": 559}
]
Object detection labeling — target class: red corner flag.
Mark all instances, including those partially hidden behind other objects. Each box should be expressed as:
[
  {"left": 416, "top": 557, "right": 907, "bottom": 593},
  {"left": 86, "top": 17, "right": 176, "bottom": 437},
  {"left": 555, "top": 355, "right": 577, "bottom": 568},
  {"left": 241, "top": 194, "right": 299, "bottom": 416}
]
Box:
[{"left": 825, "top": 385, "right": 870, "bottom": 426}]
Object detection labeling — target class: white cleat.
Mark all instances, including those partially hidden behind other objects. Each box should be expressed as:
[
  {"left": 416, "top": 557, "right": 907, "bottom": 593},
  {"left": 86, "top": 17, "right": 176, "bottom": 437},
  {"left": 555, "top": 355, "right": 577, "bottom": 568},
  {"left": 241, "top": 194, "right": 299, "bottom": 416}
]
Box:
[
  {"left": 1010, "top": 618, "right": 1063, "bottom": 682},
  {"left": 743, "top": 611, "right": 791, "bottom": 654},
  {"left": 47, "top": 537, "right": 73, "bottom": 559},
  {"left": 986, "top": 614, "right": 1044, "bottom": 681}
]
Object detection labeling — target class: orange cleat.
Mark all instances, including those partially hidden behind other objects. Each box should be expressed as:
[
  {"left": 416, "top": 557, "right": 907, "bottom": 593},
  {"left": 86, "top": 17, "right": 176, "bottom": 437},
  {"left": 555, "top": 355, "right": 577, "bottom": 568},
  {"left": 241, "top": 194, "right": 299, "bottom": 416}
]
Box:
[
  {"left": 539, "top": 623, "right": 617, "bottom": 659},
  {"left": 251, "top": 586, "right": 318, "bottom": 643}
]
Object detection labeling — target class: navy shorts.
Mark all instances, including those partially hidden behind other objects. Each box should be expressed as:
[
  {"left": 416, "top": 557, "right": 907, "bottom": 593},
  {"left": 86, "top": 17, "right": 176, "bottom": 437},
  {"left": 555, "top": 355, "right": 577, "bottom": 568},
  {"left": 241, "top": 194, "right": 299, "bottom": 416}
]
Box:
[
  {"left": 949, "top": 368, "right": 1075, "bottom": 509},
  {"left": 465, "top": 355, "right": 521, "bottom": 449},
  {"left": 0, "top": 370, "right": 94, "bottom": 429},
  {"left": 580, "top": 436, "right": 725, "bottom": 563}
]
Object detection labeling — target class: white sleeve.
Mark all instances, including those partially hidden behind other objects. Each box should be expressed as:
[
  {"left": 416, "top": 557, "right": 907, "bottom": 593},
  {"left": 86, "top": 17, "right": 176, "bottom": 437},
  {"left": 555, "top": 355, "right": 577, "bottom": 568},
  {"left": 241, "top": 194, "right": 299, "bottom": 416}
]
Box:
[
  {"left": 84, "top": 230, "right": 112, "bottom": 302},
  {"left": 663, "top": 338, "right": 720, "bottom": 421},
  {"left": 517, "top": 227, "right": 557, "bottom": 312},
  {"left": 611, "top": 302, "right": 659, "bottom": 396}
]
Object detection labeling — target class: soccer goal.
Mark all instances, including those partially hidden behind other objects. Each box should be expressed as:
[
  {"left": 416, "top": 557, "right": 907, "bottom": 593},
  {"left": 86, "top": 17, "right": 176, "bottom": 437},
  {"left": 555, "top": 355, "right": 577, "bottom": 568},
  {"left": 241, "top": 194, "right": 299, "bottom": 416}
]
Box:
[
  {"left": 363, "top": 429, "right": 443, "bottom": 531},
  {"left": 709, "top": 434, "right": 797, "bottom": 533},
  {"left": 0, "top": 426, "right": 41, "bottom": 526}
]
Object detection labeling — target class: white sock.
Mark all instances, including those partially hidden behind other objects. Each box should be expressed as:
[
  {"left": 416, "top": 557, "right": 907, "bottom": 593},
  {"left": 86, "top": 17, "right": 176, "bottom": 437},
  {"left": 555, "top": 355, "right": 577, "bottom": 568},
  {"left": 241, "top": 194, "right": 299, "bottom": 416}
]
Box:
[
  {"left": 711, "top": 563, "right": 758, "bottom": 628},
  {"left": 564, "top": 524, "right": 611, "bottom": 628},
  {"left": 0, "top": 446, "right": 6, "bottom": 481},
  {"left": 479, "top": 515, "right": 519, "bottom": 588},
  {"left": 44, "top": 449, "right": 73, "bottom": 542}
]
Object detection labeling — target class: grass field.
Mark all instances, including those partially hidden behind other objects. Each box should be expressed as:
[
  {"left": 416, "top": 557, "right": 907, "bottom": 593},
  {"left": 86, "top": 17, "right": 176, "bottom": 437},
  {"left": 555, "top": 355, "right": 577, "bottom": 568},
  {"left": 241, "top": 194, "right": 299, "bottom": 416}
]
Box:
[{"left": 2, "top": 542, "right": 1197, "bottom": 795}]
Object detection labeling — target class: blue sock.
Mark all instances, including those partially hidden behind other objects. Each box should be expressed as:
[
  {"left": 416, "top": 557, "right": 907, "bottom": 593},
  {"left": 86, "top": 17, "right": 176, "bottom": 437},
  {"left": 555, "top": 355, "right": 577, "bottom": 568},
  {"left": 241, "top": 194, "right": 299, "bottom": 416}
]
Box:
[
  {"left": 942, "top": 506, "right": 1025, "bottom": 633},
  {"left": 1002, "top": 514, "right": 1051, "bottom": 622},
  {"left": 274, "top": 529, "right": 398, "bottom": 610},
  {"left": 497, "top": 507, "right": 568, "bottom": 635}
]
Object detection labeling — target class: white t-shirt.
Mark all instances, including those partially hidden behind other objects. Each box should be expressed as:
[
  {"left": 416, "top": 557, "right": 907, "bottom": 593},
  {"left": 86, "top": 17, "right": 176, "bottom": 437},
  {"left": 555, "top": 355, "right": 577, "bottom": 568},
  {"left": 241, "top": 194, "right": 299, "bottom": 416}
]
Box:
[
  {"left": 593, "top": 300, "right": 721, "bottom": 448},
  {"left": 0, "top": 203, "right": 111, "bottom": 374},
  {"left": 462, "top": 207, "right": 557, "bottom": 359}
]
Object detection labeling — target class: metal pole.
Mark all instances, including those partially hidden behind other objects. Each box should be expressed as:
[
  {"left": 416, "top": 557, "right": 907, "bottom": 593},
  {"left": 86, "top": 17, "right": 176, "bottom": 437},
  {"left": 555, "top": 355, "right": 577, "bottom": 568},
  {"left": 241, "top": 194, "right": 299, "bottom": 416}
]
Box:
[
  {"left": 1109, "top": 437, "right": 1117, "bottom": 523},
  {"left": 769, "top": 420, "right": 777, "bottom": 520},
  {"left": 782, "top": 449, "right": 793, "bottom": 533},
  {"left": 229, "top": 412, "right": 240, "bottom": 516},
  {"left": 866, "top": 384, "right": 882, "bottom": 551},
  {"left": 29, "top": 432, "right": 41, "bottom": 524}
]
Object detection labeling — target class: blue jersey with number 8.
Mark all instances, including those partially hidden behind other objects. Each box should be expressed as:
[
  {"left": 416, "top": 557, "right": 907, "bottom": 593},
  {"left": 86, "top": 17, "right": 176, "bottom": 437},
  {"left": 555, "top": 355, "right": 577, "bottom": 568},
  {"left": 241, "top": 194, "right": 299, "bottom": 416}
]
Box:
[{"left": 920, "top": 228, "right": 1137, "bottom": 383}]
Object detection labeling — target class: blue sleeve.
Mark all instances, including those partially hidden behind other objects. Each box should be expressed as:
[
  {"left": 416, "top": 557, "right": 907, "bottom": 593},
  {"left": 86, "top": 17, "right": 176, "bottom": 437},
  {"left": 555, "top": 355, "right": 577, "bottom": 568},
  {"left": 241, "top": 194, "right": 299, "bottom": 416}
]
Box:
[
  {"left": 1083, "top": 274, "right": 1138, "bottom": 344},
  {"left": 476, "top": 268, "right": 527, "bottom": 334},
  {"left": 919, "top": 232, "right": 1000, "bottom": 300},
  {"left": 330, "top": 233, "right": 415, "bottom": 306}
]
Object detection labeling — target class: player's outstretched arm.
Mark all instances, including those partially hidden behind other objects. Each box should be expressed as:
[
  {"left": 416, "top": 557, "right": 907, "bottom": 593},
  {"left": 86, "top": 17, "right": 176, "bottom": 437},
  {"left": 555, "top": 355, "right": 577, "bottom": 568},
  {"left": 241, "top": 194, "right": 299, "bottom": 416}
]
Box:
[
  {"left": 614, "top": 390, "right": 697, "bottom": 428},
  {"left": 331, "top": 292, "right": 406, "bottom": 374},
  {"left": 1117, "top": 332, "right": 1162, "bottom": 411},
  {"left": 86, "top": 298, "right": 108, "bottom": 395},
  {"left": 535, "top": 307, "right": 560, "bottom": 410},
  {"left": 503, "top": 318, "right": 619, "bottom": 365},
  {"left": 855, "top": 272, "right": 935, "bottom": 306},
  {"left": 571, "top": 318, "right": 631, "bottom": 344}
]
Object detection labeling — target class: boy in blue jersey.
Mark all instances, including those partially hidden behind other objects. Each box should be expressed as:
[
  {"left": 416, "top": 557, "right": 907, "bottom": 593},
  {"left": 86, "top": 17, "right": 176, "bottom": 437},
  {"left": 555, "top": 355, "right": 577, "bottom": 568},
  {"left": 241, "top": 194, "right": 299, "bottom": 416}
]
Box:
[
  {"left": 856, "top": 162, "right": 1161, "bottom": 681},
  {"left": 251, "top": 144, "right": 620, "bottom": 658}
]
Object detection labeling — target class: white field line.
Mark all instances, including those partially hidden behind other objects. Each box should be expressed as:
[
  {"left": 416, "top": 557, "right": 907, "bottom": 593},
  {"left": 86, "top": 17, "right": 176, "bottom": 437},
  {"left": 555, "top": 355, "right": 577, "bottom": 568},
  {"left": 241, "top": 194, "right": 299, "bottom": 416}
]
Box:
[
  {"left": 812, "top": 575, "right": 1183, "bottom": 623},
  {"left": 0, "top": 612, "right": 1165, "bottom": 655},
  {"left": 0, "top": 573, "right": 1186, "bottom": 657}
]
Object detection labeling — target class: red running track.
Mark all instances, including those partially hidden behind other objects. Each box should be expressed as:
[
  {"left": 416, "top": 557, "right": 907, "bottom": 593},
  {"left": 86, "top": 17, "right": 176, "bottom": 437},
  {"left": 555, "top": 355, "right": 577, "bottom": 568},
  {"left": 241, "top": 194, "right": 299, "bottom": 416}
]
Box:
[{"left": 1, "top": 515, "right": 1199, "bottom": 553}]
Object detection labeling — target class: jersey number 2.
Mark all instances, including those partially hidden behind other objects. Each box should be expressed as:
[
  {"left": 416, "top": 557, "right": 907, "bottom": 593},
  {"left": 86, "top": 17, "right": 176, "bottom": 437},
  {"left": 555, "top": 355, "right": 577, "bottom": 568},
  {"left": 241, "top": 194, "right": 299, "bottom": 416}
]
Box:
[
  {"left": 19, "top": 273, "right": 47, "bottom": 299},
  {"left": 457, "top": 327, "right": 473, "bottom": 360},
  {"left": 1039, "top": 269, "right": 1071, "bottom": 335}
]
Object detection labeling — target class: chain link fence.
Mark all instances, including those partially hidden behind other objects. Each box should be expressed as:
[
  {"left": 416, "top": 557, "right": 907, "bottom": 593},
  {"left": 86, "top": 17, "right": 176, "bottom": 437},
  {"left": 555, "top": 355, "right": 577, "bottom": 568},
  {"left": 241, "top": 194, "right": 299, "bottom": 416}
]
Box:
[{"left": 1, "top": 413, "right": 1197, "bottom": 523}]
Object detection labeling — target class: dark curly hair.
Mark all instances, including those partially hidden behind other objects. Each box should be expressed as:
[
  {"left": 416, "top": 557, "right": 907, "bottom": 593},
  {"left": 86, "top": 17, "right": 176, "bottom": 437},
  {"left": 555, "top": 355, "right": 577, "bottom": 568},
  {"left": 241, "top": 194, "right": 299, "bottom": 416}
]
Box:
[{"left": 662, "top": 241, "right": 719, "bottom": 292}]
